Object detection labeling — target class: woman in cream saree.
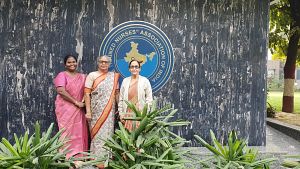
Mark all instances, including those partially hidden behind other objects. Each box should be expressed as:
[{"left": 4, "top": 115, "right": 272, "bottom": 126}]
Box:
[
  {"left": 84, "top": 56, "right": 119, "bottom": 168},
  {"left": 118, "top": 59, "right": 153, "bottom": 132}
]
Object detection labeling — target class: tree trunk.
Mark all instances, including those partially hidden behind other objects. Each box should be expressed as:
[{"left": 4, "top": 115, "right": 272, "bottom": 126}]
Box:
[{"left": 282, "top": 0, "right": 300, "bottom": 113}]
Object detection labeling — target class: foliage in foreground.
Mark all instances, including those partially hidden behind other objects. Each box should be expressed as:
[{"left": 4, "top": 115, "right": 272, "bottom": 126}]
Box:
[
  {"left": 0, "top": 122, "right": 101, "bottom": 169},
  {"left": 104, "top": 101, "right": 190, "bottom": 169},
  {"left": 282, "top": 155, "right": 300, "bottom": 168},
  {"left": 267, "top": 102, "right": 277, "bottom": 118},
  {"left": 194, "top": 130, "right": 276, "bottom": 169}
]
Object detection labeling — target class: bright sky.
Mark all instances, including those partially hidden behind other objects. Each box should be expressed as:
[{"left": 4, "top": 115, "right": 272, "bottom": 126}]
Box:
[{"left": 268, "top": 49, "right": 272, "bottom": 60}]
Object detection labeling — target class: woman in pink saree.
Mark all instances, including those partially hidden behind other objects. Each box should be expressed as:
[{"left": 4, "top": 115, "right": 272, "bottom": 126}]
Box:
[
  {"left": 54, "top": 55, "right": 88, "bottom": 159},
  {"left": 84, "top": 55, "right": 119, "bottom": 169}
]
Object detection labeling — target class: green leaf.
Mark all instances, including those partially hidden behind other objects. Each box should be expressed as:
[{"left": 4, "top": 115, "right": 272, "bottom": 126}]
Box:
[
  {"left": 125, "top": 152, "right": 135, "bottom": 161},
  {"left": 157, "top": 148, "right": 172, "bottom": 160},
  {"left": 32, "top": 157, "right": 39, "bottom": 164},
  {"left": 1, "top": 138, "right": 19, "bottom": 156},
  {"left": 106, "top": 137, "right": 125, "bottom": 151},
  {"left": 194, "top": 135, "right": 222, "bottom": 156},
  {"left": 0, "top": 142, "right": 12, "bottom": 155},
  {"left": 116, "top": 123, "right": 131, "bottom": 146},
  {"left": 100, "top": 100, "right": 189, "bottom": 168},
  {"left": 110, "top": 152, "right": 129, "bottom": 168},
  {"left": 209, "top": 130, "right": 226, "bottom": 157},
  {"left": 13, "top": 134, "right": 21, "bottom": 153},
  {"left": 132, "top": 116, "right": 149, "bottom": 140},
  {"left": 158, "top": 138, "right": 169, "bottom": 148},
  {"left": 163, "top": 109, "right": 178, "bottom": 122},
  {"left": 143, "top": 136, "right": 159, "bottom": 147},
  {"left": 136, "top": 135, "right": 144, "bottom": 148},
  {"left": 134, "top": 152, "right": 156, "bottom": 160},
  {"left": 33, "top": 121, "right": 41, "bottom": 146},
  {"left": 165, "top": 121, "right": 190, "bottom": 127},
  {"left": 282, "top": 160, "right": 300, "bottom": 168},
  {"left": 141, "top": 104, "right": 148, "bottom": 118},
  {"left": 21, "top": 131, "right": 29, "bottom": 153},
  {"left": 126, "top": 101, "right": 142, "bottom": 117},
  {"left": 42, "top": 123, "right": 54, "bottom": 142},
  {"left": 109, "top": 162, "right": 126, "bottom": 169}
]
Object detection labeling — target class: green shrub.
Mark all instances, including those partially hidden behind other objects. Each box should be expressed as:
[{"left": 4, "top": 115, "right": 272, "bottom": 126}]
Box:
[
  {"left": 194, "top": 130, "right": 276, "bottom": 169},
  {"left": 267, "top": 102, "right": 277, "bottom": 118},
  {"left": 0, "top": 122, "right": 101, "bottom": 169},
  {"left": 103, "top": 101, "right": 191, "bottom": 169},
  {"left": 268, "top": 78, "right": 284, "bottom": 91}
]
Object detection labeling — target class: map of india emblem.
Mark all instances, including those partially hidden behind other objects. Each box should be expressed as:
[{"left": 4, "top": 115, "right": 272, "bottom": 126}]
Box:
[{"left": 99, "top": 21, "right": 174, "bottom": 93}]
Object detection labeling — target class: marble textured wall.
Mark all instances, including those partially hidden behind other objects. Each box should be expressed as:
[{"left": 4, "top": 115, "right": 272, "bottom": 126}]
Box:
[{"left": 0, "top": 0, "right": 269, "bottom": 146}]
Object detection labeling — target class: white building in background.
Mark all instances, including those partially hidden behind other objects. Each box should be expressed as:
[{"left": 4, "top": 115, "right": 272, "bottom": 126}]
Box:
[
  {"left": 267, "top": 60, "right": 284, "bottom": 80},
  {"left": 267, "top": 60, "right": 300, "bottom": 90},
  {"left": 297, "top": 69, "right": 300, "bottom": 90}
]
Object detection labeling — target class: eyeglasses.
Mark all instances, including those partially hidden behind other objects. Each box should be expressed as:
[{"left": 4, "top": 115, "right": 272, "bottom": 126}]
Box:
[
  {"left": 99, "top": 60, "right": 109, "bottom": 64},
  {"left": 129, "top": 65, "right": 140, "bottom": 69}
]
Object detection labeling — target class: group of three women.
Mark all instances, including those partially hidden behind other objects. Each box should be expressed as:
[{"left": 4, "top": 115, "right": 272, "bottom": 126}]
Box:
[{"left": 53, "top": 55, "right": 153, "bottom": 166}]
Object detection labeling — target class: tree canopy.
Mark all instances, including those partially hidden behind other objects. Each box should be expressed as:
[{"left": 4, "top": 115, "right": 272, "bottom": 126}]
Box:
[{"left": 269, "top": 0, "right": 300, "bottom": 64}]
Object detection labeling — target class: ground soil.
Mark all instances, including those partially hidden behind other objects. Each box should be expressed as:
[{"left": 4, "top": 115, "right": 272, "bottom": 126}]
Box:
[{"left": 275, "top": 112, "right": 300, "bottom": 127}]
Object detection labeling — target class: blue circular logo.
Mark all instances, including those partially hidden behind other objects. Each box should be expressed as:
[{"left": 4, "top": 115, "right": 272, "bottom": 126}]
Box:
[{"left": 100, "top": 21, "right": 174, "bottom": 93}]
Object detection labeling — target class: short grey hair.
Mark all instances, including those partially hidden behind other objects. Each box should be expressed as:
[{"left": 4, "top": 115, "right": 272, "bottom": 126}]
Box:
[{"left": 97, "top": 55, "right": 112, "bottom": 65}]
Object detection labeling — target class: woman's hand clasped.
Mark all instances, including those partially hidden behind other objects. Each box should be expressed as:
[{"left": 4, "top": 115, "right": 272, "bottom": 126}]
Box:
[
  {"left": 75, "top": 101, "right": 85, "bottom": 108},
  {"left": 119, "top": 114, "right": 125, "bottom": 124},
  {"left": 85, "top": 112, "right": 92, "bottom": 121}
]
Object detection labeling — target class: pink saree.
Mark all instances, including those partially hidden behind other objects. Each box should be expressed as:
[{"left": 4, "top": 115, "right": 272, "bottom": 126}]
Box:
[{"left": 54, "top": 72, "right": 88, "bottom": 159}]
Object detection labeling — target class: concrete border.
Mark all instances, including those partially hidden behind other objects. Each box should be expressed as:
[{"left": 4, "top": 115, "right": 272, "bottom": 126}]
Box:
[{"left": 267, "top": 118, "right": 300, "bottom": 141}]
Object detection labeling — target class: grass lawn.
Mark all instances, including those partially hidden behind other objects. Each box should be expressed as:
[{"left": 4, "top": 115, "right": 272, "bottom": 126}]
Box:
[{"left": 267, "top": 91, "right": 300, "bottom": 113}]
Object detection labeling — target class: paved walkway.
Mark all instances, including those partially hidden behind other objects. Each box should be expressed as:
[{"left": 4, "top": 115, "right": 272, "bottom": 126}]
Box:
[
  {"left": 81, "top": 125, "right": 300, "bottom": 169},
  {"left": 265, "top": 125, "right": 300, "bottom": 154},
  {"left": 183, "top": 125, "right": 300, "bottom": 155}
]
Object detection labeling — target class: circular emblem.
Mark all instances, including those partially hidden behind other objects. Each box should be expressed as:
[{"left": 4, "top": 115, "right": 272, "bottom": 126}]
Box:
[{"left": 99, "top": 20, "right": 174, "bottom": 93}]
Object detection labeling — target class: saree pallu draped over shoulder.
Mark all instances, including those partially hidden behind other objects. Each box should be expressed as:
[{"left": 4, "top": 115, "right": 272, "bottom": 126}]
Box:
[
  {"left": 54, "top": 72, "right": 88, "bottom": 159},
  {"left": 87, "top": 72, "right": 119, "bottom": 157}
]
